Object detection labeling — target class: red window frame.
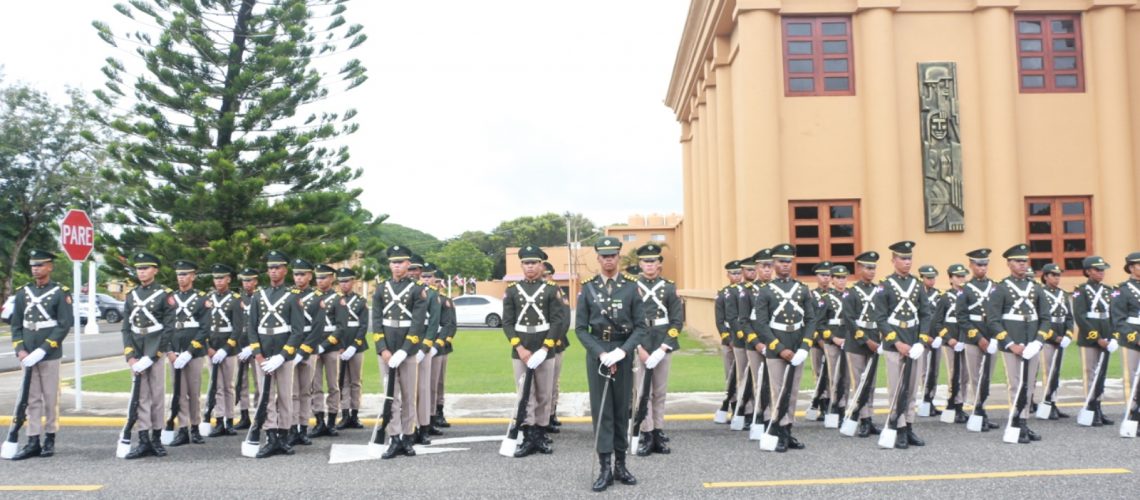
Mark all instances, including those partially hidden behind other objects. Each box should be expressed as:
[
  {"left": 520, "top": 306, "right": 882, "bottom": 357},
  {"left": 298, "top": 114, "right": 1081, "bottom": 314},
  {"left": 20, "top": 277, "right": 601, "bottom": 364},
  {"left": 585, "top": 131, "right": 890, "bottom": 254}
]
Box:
[
  {"left": 789, "top": 200, "right": 861, "bottom": 278},
  {"left": 781, "top": 17, "right": 856, "bottom": 97},
  {"left": 1026, "top": 196, "right": 1093, "bottom": 276},
  {"left": 1015, "top": 13, "right": 1085, "bottom": 93}
]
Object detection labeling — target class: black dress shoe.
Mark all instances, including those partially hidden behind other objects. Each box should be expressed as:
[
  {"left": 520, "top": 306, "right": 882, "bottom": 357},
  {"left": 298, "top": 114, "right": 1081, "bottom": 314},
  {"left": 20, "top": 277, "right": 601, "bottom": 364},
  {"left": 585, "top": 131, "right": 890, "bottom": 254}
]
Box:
[
  {"left": 124, "top": 432, "right": 155, "bottom": 460},
  {"left": 234, "top": 410, "right": 251, "bottom": 430},
  {"left": 11, "top": 436, "right": 41, "bottom": 461},
  {"left": 548, "top": 415, "right": 561, "bottom": 428},
  {"left": 325, "top": 413, "right": 339, "bottom": 437},
  {"left": 436, "top": 405, "right": 452, "bottom": 428},
  {"left": 613, "top": 451, "right": 637, "bottom": 485},
  {"left": 335, "top": 410, "right": 352, "bottom": 430},
  {"left": 784, "top": 425, "right": 805, "bottom": 450},
  {"left": 347, "top": 410, "right": 365, "bottom": 429},
  {"left": 208, "top": 418, "right": 227, "bottom": 437},
  {"left": 592, "top": 453, "right": 614, "bottom": 492},
  {"left": 224, "top": 418, "right": 237, "bottom": 435},
  {"left": 150, "top": 430, "right": 167, "bottom": 457},
  {"left": 534, "top": 428, "right": 553, "bottom": 455},
  {"left": 954, "top": 408, "right": 969, "bottom": 424},
  {"left": 652, "top": 430, "right": 671, "bottom": 454},
  {"left": 40, "top": 433, "right": 55, "bottom": 458},
  {"left": 856, "top": 418, "right": 871, "bottom": 438},
  {"left": 297, "top": 426, "right": 313, "bottom": 445},
  {"left": 277, "top": 430, "right": 295, "bottom": 455},
  {"left": 1026, "top": 426, "right": 1041, "bottom": 441},
  {"left": 544, "top": 424, "right": 560, "bottom": 434},
  {"left": 401, "top": 434, "right": 416, "bottom": 456},
  {"left": 635, "top": 432, "right": 653, "bottom": 457},
  {"left": 190, "top": 426, "right": 206, "bottom": 444},
  {"left": 381, "top": 435, "right": 402, "bottom": 459},
  {"left": 168, "top": 428, "right": 190, "bottom": 447},
  {"left": 427, "top": 424, "right": 443, "bottom": 436},
  {"left": 905, "top": 426, "right": 924, "bottom": 446},
  {"left": 255, "top": 430, "right": 281, "bottom": 458},
  {"left": 894, "top": 427, "right": 908, "bottom": 450}
]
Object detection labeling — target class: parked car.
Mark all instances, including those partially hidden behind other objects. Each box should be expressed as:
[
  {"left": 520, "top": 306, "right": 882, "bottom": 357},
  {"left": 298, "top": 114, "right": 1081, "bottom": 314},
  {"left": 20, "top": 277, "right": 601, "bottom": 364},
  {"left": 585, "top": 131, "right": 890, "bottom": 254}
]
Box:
[
  {"left": 3, "top": 292, "right": 102, "bottom": 325},
  {"left": 452, "top": 294, "right": 504, "bottom": 328},
  {"left": 82, "top": 293, "right": 125, "bottom": 323}
]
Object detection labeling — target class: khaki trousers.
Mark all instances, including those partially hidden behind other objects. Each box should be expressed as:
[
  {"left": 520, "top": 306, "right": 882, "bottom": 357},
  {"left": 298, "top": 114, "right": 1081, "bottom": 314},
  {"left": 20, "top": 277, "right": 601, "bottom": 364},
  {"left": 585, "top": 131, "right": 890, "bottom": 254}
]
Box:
[
  {"left": 823, "top": 343, "right": 846, "bottom": 408},
  {"left": 213, "top": 356, "right": 237, "bottom": 419},
  {"left": 548, "top": 353, "right": 560, "bottom": 413},
  {"left": 965, "top": 344, "right": 996, "bottom": 408},
  {"left": 512, "top": 358, "right": 555, "bottom": 427},
  {"left": 175, "top": 357, "right": 204, "bottom": 427},
  {"left": 311, "top": 350, "right": 341, "bottom": 414},
  {"left": 733, "top": 347, "right": 752, "bottom": 414},
  {"left": 382, "top": 358, "right": 419, "bottom": 436},
  {"left": 25, "top": 359, "right": 61, "bottom": 436},
  {"left": 847, "top": 352, "right": 875, "bottom": 419},
  {"left": 746, "top": 350, "right": 769, "bottom": 420},
  {"left": 136, "top": 358, "right": 166, "bottom": 432},
  {"left": 254, "top": 359, "right": 294, "bottom": 430},
  {"left": 416, "top": 352, "right": 434, "bottom": 426},
  {"left": 339, "top": 353, "right": 364, "bottom": 410},
  {"left": 236, "top": 359, "right": 257, "bottom": 411},
  {"left": 1002, "top": 351, "right": 1039, "bottom": 420},
  {"left": 634, "top": 353, "right": 672, "bottom": 431},
  {"left": 430, "top": 353, "right": 445, "bottom": 417},
  {"left": 721, "top": 345, "right": 736, "bottom": 403},
  {"left": 766, "top": 358, "right": 804, "bottom": 426},
  {"left": 1081, "top": 346, "right": 1109, "bottom": 404},
  {"left": 292, "top": 356, "right": 314, "bottom": 426},
  {"left": 885, "top": 351, "right": 924, "bottom": 426},
  {"left": 942, "top": 346, "right": 965, "bottom": 406}
]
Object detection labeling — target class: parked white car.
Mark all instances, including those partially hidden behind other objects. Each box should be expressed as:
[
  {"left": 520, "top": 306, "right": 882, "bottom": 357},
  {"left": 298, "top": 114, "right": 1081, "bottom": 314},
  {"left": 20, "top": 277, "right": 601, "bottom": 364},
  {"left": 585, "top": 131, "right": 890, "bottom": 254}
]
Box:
[{"left": 452, "top": 294, "right": 504, "bottom": 328}]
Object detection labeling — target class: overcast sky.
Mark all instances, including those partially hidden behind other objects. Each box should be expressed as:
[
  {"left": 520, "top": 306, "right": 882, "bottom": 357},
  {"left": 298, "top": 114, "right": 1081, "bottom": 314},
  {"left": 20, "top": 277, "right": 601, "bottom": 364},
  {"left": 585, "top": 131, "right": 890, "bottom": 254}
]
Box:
[{"left": 0, "top": 0, "right": 688, "bottom": 240}]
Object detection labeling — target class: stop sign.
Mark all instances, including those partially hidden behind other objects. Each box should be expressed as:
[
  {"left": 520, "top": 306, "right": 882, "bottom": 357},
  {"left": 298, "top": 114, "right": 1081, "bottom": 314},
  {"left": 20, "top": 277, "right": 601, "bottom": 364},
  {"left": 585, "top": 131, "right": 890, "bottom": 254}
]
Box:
[{"left": 60, "top": 209, "right": 95, "bottom": 261}]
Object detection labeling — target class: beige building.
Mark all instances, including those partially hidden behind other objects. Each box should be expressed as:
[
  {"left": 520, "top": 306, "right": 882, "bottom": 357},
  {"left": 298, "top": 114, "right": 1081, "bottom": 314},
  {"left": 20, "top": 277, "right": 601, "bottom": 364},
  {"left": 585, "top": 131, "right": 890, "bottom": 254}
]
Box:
[
  {"left": 603, "top": 213, "right": 686, "bottom": 286},
  {"left": 667, "top": 0, "right": 1140, "bottom": 336}
]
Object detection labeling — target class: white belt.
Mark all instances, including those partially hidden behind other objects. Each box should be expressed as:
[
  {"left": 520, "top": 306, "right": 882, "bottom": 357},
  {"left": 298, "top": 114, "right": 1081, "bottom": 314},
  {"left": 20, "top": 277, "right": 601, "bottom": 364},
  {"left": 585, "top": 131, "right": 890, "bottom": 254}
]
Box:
[
  {"left": 215, "top": 326, "right": 233, "bottom": 333},
  {"left": 133, "top": 324, "right": 163, "bottom": 334},
  {"left": 1002, "top": 313, "right": 1038, "bottom": 322},
  {"left": 347, "top": 321, "right": 360, "bottom": 327},
  {"left": 855, "top": 320, "right": 877, "bottom": 329},
  {"left": 302, "top": 326, "right": 312, "bottom": 333},
  {"left": 828, "top": 319, "right": 843, "bottom": 326},
  {"left": 259, "top": 326, "right": 290, "bottom": 335},
  {"left": 324, "top": 325, "right": 337, "bottom": 332},
  {"left": 969, "top": 314, "right": 984, "bottom": 322},
  {"left": 652, "top": 317, "right": 669, "bottom": 326},
  {"left": 516, "top": 324, "right": 550, "bottom": 333},
  {"left": 382, "top": 319, "right": 411, "bottom": 328},
  {"left": 174, "top": 321, "right": 200, "bottom": 329},
  {"left": 1086, "top": 312, "right": 1109, "bottom": 320},
  {"left": 944, "top": 317, "right": 958, "bottom": 324},
  {"left": 1127, "top": 317, "right": 1140, "bottom": 325},
  {"left": 768, "top": 320, "right": 804, "bottom": 332},
  {"left": 23, "top": 320, "right": 58, "bottom": 330},
  {"left": 887, "top": 317, "right": 916, "bottom": 328}
]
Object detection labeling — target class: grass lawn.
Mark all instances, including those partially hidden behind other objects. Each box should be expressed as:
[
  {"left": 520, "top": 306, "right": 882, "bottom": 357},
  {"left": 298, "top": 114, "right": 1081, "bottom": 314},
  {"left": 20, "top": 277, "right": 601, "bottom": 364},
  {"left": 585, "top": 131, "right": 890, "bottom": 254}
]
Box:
[{"left": 72, "top": 330, "right": 1105, "bottom": 395}]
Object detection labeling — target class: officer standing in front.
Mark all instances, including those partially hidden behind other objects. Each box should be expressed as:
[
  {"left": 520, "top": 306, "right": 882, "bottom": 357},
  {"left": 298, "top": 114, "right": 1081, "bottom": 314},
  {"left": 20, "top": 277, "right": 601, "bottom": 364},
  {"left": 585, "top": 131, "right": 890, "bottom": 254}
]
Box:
[
  {"left": 9, "top": 250, "right": 74, "bottom": 460},
  {"left": 750, "top": 243, "right": 819, "bottom": 452},
  {"left": 576, "top": 237, "right": 647, "bottom": 492},
  {"left": 841, "top": 251, "right": 882, "bottom": 437},
  {"left": 206, "top": 263, "right": 242, "bottom": 437},
  {"left": 122, "top": 252, "right": 174, "bottom": 459},
  {"left": 1073, "top": 255, "right": 1117, "bottom": 426},
  {"left": 246, "top": 250, "right": 303, "bottom": 458},
  {"left": 632, "top": 243, "right": 683, "bottom": 457}
]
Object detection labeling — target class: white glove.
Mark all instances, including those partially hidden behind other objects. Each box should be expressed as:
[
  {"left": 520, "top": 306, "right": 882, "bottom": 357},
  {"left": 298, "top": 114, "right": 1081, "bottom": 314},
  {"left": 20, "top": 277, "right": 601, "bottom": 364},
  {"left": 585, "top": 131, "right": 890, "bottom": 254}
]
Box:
[
  {"left": 954, "top": 342, "right": 966, "bottom": 352},
  {"left": 526, "top": 348, "right": 548, "bottom": 369},
  {"left": 415, "top": 351, "right": 425, "bottom": 363},
  {"left": 340, "top": 346, "right": 356, "bottom": 361},
  {"left": 986, "top": 340, "right": 999, "bottom": 355},
  {"left": 790, "top": 349, "right": 809, "bottom": 367},
  {"left": 430, "top": 346, "right": 439, "bottom": 357},
  {"left": 238, "top": 346, "right": 253, "bottom": 361},
  {"left": 388, "top": 350, "right": 408, "bottom": 369},
  {"left": 131, "top": 356, "right": 154, "bottom": 373},
  {"left": 645, "top": 349, "right": 666, "bottom": 370},
  {"left": 293, "top": 353, "right": 303, "bottom": 364},
  {"left": 260, "top": 354, "right": 285, "bottom": 373},
  {"left": 318, "top": 345, "right": 325, "bottom": 355},
  {"left": 909, "top": 343, "right": 925, "bottom": 360},
  {"left": 21, "top": 348, "right": 46, "bottom": 368},
  {"left": 930, "top": 336, "right": 943, "bottom": 350},
  {"left": 173, "top": 351, "right": 192, "bottom": 369},
  {"left": 601, "top": 348, "right": 627, "bottom": 367},
  {"left": 1107, "top": 339, "right": 1119, "bottom": 353},
  {"left": 210, "top": 349, "right": 227, "bottom": 365},
  {"left": 876, "top": 345, "right": 884, "bottom": 355},
  {"left": 1059, "top": 336, "right": 1072, "bottom": 349},
  {"left": 1022, "top": 340, "right": 1042, "bottom": 360}
]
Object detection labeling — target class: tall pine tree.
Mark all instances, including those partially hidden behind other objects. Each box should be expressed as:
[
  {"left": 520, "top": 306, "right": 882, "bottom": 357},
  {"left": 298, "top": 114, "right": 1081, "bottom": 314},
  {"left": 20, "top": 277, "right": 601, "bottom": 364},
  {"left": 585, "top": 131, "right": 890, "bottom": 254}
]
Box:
[{"left": 92, "top": 0, "right": 377, "bottom": 278}]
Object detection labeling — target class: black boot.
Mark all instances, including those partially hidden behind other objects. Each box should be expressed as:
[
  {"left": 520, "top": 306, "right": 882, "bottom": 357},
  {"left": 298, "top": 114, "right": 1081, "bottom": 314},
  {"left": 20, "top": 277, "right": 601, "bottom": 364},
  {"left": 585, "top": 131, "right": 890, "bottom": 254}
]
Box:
[
  {"left": 278, "top": 429, "right": 295, "bottom": 455},
  {"left": 11, "top": 436, "right": 41, "bottom": 461},
  {"left": 1055, "top": 407, "right": 1070, "bottom": 419},
  {"left": 856, "top": 418, "right": 871, "bottom": 438},
  {"left": 234, "top": 409, "right": 251, "bottom": 430},
  {"left": 225, "top": 418, "right": 237, "bottom": 435},
  {"left": 150, "top": 430, "right": 167, "bottom": 457},
  {"left": 124, "top": 432, "right": 155, "bottom": 460},
  {"left": 544, "top": 422, "right": 560, "bottom": 434},
  {"left": 513, "top": 426, "right": 538, "bottom": 458},
  {"left": 635, "top": 432, "right": 653, "bottom": 456},
  {"left": 954, "top": 405, "right": 969, "bottom": 424},
  {"left": 286, "top": 426, "right": 300, "bottom": 447},
  {"left": 742, "top": 414, "right": 753, "bottom": 431},
  {"left": 413, "top": 426, "right": 431, "bottom": 445},
  {"left": 1025, "top": 422, "right": 1041, "bottom": 442},
  {"left": 548, "top": 414, "right": 561, "bottom": 428},
  {"left": 40, "top": 433, "right": 55, "bottom": 458},
  {"left": 816, "top": 399, "right": 829, "bottom": 421},
  {"left": 190, "top": 426, "right": 206, "bottom": 444},
  {"left": 208, "top": 417, "right": 227, "bottom": 437},
  {"left": 1096, "top": 402, "right": 1114, "bottom": 426},
  {"left": 347, "top": 410, "right": 364, "bottom": 429},
  {"left": 335, "top": 409, "right": 352, "bottom": 430},
  {"left": 905, "top": 424, "right": 925, "bottom": 446},
  {"left": 785, "top": 425, "right": 805, "bottom": 450},
  {"left": 436, "top": 405, "right": 452, "bottom": 428},
  {"left": 894, "top": 426, "right": 909, "bottom": 450},
  {"left": 774, "top": 426, "right": 788, "bottom": 453},
  {"left": 326, "top": 413, "right": 339, "bottom": 437},
  {"left": 309, "top": 413, "right": 329, "bottom": 438},
  {"left": 427, "top": 423, "right": 443, "bottom": 436},
  {"left": 613, "top": 450, "right": 637, "bottom": 485},
  {"left": 652, "top": 429, "right": 671, "bottom": 454},
  {"left": 381, "top": 435, "right": 402, "bottom": 459},
  {"left": 168, "top": 427, "right": 190, "bottom": 447},
  {"left": 256, "top": 429, "right": 280, "bottom": 458},
  {"left": 534, "top": 426, "right": 553, "bottom": 455},
  {"left": 1014, "top": 419, "right": 1030, "bottom": 444},
  {"left": 297, "top": 426, "right": 312, "bottom": 445},
  {"left": 592, "top": 453, "right": 614, "bottom": 492},
  {"left": 401, "top": 434, "right": 416, "bottom": 456}
]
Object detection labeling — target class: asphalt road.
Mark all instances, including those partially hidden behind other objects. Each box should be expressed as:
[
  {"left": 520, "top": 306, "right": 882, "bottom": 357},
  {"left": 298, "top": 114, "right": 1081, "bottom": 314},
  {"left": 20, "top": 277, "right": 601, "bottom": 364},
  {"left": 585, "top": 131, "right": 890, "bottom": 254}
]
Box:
[
  {"left": 3, "top": 416, "right": 1139, "bottom": 497},
  {"left": 0, "top": 322, "right": 124, "bottom": 372}
]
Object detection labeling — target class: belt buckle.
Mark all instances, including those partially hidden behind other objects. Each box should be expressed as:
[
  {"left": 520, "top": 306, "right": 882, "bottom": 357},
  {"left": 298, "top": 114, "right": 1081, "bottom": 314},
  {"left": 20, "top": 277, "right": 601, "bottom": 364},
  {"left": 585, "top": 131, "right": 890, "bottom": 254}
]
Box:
[
  {"left": 601, "top": 328, "right": 612, "bottom": 342},
  {"left": 899, "top": 321, "right": 909, "bottom": 329}
]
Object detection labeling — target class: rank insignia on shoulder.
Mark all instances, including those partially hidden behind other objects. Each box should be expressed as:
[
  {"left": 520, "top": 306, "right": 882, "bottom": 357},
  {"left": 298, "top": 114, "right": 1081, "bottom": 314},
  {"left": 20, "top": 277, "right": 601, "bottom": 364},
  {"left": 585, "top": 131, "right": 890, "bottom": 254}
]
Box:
[
  {"left": 164, "top": 287, "right": 173, "bottom": 293},
  {"left": 291, "top": 288, "right": 300, "bottom": 294},
  {"left": 61, "top": 285, "right": 70, "bottom": 292},
  {"left": 233, "top": 292, "right": 241, "bottom": 299}
]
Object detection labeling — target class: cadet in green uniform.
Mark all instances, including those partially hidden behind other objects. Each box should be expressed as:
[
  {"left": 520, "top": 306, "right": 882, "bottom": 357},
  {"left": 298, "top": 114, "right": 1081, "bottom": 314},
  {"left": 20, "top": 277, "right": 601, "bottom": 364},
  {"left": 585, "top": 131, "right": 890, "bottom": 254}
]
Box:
[
  {"left": 820, "top": 265, "right": 848, "bottom": 419},
  {"left": 576, "top": 237, "right": 646, "bottom": 492},
  {"left": 122, "top": 252, "right": 175, "bottom": 459},
  {"left": 286, "top": 259, "right": 321, "bottom": 447},
  {"left": 872, "top": 241, "right": 933, "bottom": 448},
  {"left": 731, "top": 256, "right": 757, "bottom": 425},
  {"left": 421, "top": 263, "right": 447, "bottom": 438},
  {"left": 234, "top": 268, "right": 260, "bottom": 430},
  {"left": 307, "top": 264, "right": 341, "bottom": 438},
  {"left": 371, "top": 245, "right": 429, "bottom": 459},
  {"left": 841, "top": 251, "right": 882, "bottom": 437},
  {"left": 165, "top": 260, "right": 211, "bottom": 446},
  {"left": 542, "top": 261, "right": 568, "bottom": 431},
  {"left": 750, "top": 243, "right": 819, "bottom": 451},
  {"left": 246, "top": 250, "right": 304, "bottom": 458},
  {"left": 503, "top": 246, "right": 566, "bottom": 457},
  {"left": 936, "top": 264, "right": 970, "bottom": 423},
  {"left": 632, "top": 244, "right": 683, "bottom": 456},
  {"left": 1073, "top": 255, "right": 1117, "bottom": 426},
  {"left": 206, "top": 263, "right": 242, "bottom": 437},
  {"left": 713, "top": 260, "right": 743, "bottom": 423},
  {"left": 1037, "top": 263, "right": 1073, "bottom": 419},
  {"left": 917, "top": 264, "right": 945, "bottom": 417},
  {"left": 741, "top": 249, "right": 776, "bottom": 427},
  {"left": 9, "top": 250, "right": 74, "bottom": 460},
  {"left": 985, "top": 244, "right": 1049, "bottom": 443},
  {"left": 959, "top": 248, "right": 999, "bottom": 430},
  {"left": 432, "top": 267, "right": 457, "bottom": 431},
  {"left": 808, "top": 261, "right": 833, "bottom": 420},
  {"left": 329, "top": 267, "right": 370, "bottom": 433},
  {"left": 1111, "top": 253, "right": 1140, "bottom": 414},
  {"left": 407, "top": 255, "right": 442, "bottom": 444}
]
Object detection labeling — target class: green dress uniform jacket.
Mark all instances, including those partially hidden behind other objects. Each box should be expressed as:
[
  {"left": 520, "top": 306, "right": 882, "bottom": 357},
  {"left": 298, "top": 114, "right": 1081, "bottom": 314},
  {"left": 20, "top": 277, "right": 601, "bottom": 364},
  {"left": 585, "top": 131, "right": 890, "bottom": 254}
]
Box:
[
  {"left": 503, "top": 279, "right": 566, "bottom": 357},
  {"left": 932, "top": 288, "right": 965, "bottom": 343},
  {"left": 841, "top": 281, "right": 881, "bottom": 356},
  {"left": 1041, "top": 285, "right": 1075, "bottom": 343},
  {"left": 331, "top": 291, "right": 369, "bottom": 353},
  {"left": 422, "top": 286, "right": 443, "bottom": 353},
  {"left": 714, "top": 285, "right": 734, "bottom": 346},
  {"left": 984, "top": 276, "right": 1050, "bottom": 348},
  {"left": 122, "top": 282, "right": 174, "bottom": 361},
  {"left": 749, "top": 277, "right": 820, "bottom": 357},
  {"left": 438, "top": 295, "right": 457, "bottom": 355},
  {"left": 207, "top": 289, "right": 243, "bottom": 353},
  {"left": 291, "top": 286, "right": 323, "bottom": 360},
  {"left": 960, "top": 277, "right": 996, "bottom": 345},
  {"left": 636, "top": 276, "right": 683, "bottom": 352},
  {"left": 369, "top": 277, "right": 428, "bottom": 356},
  {"left": 821, "top": 287, "right": 847, "bottom": 343},
  {"left": 872, "top": 274, "right": 934, "bottom": 349},
  {"left": 1110, "top": 279, "right": 1140, "bottom": 350},
  {"left": 735, "top": 282, "right": 758, "bottom": 349},
  {"left": 312, "top": 290, "right": 342, "bottom": 352},
  {"left": 237, "top": 289, "right": 257, "bottom": 350},
  {"left": 1073, "top": 280, "right": 1114, "bottom": 348},
  {"left": 246, "top": 284, "right": 306, "bottom": 358},
  {"left": 167, "top": 288, "right": 212, "bottom": 357},
  {"left": 11, "top": 281, "right": 74, "bottom": 361}
]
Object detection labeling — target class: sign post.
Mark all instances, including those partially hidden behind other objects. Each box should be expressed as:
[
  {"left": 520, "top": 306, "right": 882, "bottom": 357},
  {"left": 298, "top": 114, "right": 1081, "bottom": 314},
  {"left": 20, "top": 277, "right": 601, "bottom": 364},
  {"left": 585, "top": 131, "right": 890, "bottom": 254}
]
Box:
[{"left": 60, "top": 209, "right": 95, "bottom": 410}]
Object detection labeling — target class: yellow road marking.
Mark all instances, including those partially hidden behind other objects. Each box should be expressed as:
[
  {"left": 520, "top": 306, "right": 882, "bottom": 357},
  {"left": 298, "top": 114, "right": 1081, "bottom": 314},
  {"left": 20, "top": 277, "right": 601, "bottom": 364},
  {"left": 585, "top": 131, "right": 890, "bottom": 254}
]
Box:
[
  {"left": 0, "top": 485, "right": 104, "bottom": 491},
  {"left": 703, "top": 468, "right": 1131, "bottom": 489}
]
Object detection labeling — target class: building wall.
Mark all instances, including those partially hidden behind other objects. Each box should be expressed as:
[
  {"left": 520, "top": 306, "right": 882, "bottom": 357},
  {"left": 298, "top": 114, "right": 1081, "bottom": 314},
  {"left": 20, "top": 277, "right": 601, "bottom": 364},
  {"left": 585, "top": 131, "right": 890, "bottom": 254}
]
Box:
[{"left": 667, "top": 0, "right": 1140, "bottom": 336}]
